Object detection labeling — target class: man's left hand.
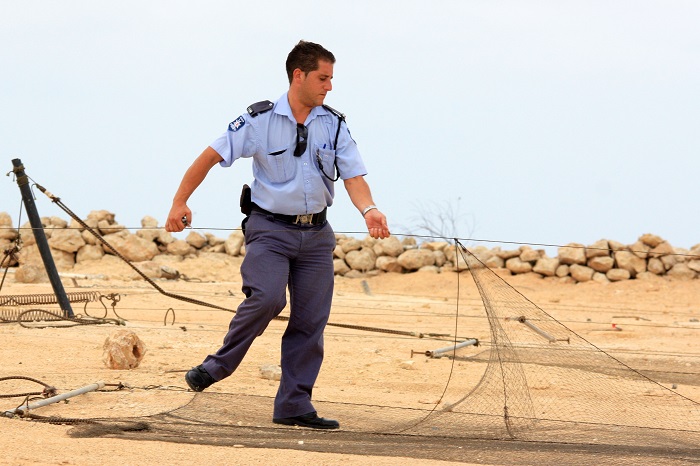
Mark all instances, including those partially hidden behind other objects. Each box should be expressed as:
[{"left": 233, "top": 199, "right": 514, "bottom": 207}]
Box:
[{"left": 364, "top": 209, "right": 390, "bottom": 239}]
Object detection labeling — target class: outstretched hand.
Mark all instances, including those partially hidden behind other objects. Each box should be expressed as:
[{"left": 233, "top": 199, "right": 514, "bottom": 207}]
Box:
[
  {"left": 165, "top": 203, "right": 192, "bottom": 232},
  {"left": 364, "top": 209, "right": 390, "bottom": 239}
]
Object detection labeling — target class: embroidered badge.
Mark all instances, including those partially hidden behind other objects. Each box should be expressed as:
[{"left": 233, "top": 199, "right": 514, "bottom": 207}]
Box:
[{"left": 228, "top": 116, "right": 246, "bottom": 132}]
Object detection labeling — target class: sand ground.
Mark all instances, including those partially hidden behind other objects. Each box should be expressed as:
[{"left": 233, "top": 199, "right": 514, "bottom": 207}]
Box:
[{"left": 1, "top": 254, "right": 699, "bottom": 465}]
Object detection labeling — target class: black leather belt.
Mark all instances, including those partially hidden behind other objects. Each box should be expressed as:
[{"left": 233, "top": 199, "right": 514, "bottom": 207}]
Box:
[{"left": 251, "top": 204, "right": 327, "bottom": 225}]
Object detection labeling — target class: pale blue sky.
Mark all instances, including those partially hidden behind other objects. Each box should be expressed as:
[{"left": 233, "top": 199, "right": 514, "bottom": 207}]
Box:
[{"left": 2, "top": 1, "right": 699, "bottom": 253}]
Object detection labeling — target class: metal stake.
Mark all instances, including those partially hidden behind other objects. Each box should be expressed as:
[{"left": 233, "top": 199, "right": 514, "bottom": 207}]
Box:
[
  {"left": 511, "top": 316, "right": 570, "bottom": 344},
  {"left": 4, "top": 381, "right": 105, "bottom": 417},
  {"left": 11, "top": 159, "right": 74, "bottom": 317},
  {"left": 413, "top": 338, "right": 479, "bottom": 358}
]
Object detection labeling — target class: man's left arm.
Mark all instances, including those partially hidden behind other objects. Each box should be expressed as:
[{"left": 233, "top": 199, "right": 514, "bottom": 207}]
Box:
[{"left": 343, "top": 176, "right": 390, "bottom": 239}]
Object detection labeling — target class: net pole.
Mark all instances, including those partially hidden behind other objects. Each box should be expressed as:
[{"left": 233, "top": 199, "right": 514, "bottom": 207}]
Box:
[
  {"left": 4, "top": 381, "right": 105, "bottom": 416},
  {"left": 426, "top": 338, "right": 479, "bottom": 358},
  {"left": 11, "top": 159, "right": 74, "bottom": 317}
]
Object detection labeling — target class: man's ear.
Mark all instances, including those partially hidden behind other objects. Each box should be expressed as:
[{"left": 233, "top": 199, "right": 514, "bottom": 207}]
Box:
[{"left": 293, "top": 68, "right": 304, "bottom": 82}]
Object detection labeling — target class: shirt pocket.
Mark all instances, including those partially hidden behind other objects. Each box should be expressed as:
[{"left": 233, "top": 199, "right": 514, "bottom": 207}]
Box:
[
  {"left": 315, "top": 145, "right": 337, "bottom": 178},
  {"left": 259, "top": 145, "right": 297, "bottom": 183}
]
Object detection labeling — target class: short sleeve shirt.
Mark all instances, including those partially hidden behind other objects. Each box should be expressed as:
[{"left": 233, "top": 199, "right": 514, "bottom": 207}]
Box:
[{"left": 209, "top": 92, "right": 367, "bottom": 215}]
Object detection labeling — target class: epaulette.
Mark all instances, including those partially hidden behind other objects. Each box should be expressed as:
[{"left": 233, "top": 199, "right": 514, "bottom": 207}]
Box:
[
  {"left": 247, "top": 100, "right": 274, "bottom": 117},
  {"left": 322, "top": 104, "right": 345, "bottom": 121}
]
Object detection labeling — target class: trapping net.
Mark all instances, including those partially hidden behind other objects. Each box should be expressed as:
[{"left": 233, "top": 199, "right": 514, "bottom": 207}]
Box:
[{"left": 61, "top": 244, "right": 700, "bottom": 462}]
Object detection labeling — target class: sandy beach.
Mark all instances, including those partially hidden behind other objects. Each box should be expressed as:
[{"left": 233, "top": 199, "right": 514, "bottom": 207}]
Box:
[{"left": 1, "top": 252, "right": 699, "bottom": 465}]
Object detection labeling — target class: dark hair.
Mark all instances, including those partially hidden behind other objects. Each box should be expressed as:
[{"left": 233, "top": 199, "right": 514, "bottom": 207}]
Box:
[{"left": 286, "top": 40, "right": 336, "bottom": 84}]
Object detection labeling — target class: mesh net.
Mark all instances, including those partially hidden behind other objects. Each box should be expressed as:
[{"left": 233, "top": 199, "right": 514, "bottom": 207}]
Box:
[{"left": 62, "top": 244, "right": 700, "bottom": 462}]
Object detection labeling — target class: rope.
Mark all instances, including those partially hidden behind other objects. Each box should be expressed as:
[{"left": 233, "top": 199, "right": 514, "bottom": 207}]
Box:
[
  {"left": 34, "top": 183, "right": 454, "bottom": 339},
  {"left": 15, "top": 309, "right": 124, "bottom": 329},
  {"left": 0, "top": 376, "right": 57, "bottom": 399}
]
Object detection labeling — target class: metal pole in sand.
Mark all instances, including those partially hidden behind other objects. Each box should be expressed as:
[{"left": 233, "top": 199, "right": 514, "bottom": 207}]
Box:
[
  {"left": 511, "top": 316, "right": 570, "bottom": 344},
  {"left": 11, "top": 158, "right": 74, "bottom": 317},
  {"left": 3, "top": 381, "right": 105, "bottom": 417},
  {"left": 426, "top": 339, "right": 479, "bottom": 358}
]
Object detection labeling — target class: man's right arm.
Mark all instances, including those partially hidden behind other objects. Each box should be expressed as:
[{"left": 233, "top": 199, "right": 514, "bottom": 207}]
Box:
[{"left": 165, "top": 146, "right": 223, "bottom": 232}]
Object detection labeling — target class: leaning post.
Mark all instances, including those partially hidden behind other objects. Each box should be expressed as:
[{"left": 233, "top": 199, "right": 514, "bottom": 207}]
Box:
[{"left": 11, "top": 159, "right": 74, "bottom": 317}]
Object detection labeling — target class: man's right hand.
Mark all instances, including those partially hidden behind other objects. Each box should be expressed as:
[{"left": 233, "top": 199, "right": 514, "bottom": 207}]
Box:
[{"left": 165, "top": 204, "right": 192, "bottom": 232}]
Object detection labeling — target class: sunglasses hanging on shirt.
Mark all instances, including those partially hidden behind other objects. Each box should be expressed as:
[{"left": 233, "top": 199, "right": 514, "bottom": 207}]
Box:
[
  {"left": 294, "top": 124, "right": 308, "bottom": 157},
  {"left": 293, "top": 120, "right": 341, "bottom": 182}
]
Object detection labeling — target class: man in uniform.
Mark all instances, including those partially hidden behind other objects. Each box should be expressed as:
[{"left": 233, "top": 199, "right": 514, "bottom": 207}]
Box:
[{"left": 165, "top": 40, "right": 389, "bottom": 429}]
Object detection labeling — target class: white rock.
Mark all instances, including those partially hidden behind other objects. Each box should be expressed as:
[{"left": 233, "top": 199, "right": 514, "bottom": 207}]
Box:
[
  {"left": 76, "top": 244, "right": 105, "bottom": 262},
  {"left": 399, "top": 360, "right": 417, "bottom": 370},
  {"left": 614, "top": 250, "right": 647, "bottom": 277},
  {"left": 570, "top": 264, "right": 594, "bottom": 282},
  {"left": 533, "top": 257, "right": 559, "bottom": 277},
  {"left": 259, "top": 364, "right": 282, "bottom": 381},
  {"left": 506, "top": 257, "right": 532, "bottom": 274},
  {"left": 333, "top": 245, "right": 346, "bottom": 259},
  {"left": 588, "top": 256, "right": 614, "bottom": 273},
  {"left": 519, "top": 246, "right": 541, "bottom": 263},
  {"left": 48, "top": 228, "right": 86, "bottom": 253},
  {"left": 345, "top": 248, "right": 377, "bottom": 272},
  {"left": 606, "top": 268, "right": 631, "bottom": 282},
  {"left": 647, "top": 257, "right": 665, "bottom": 275},
  {"left": 141, "top": 216, "right": 159, "bottom": 228},
  {"left": 167, "top": 239, "right": 193, "bottom": 257},
  {"left": 397, "top": 249, "right": 435, "bottom": 271},
  {"left": 555, "top": 264, "right": 570, "bottom": 278},
  {"left": 340, "top": 238, "right": 362, "bottom": 253},
  {"left": 106, "top": 233, "right": 159, "bottom": 262},
  {"left": 586, "top": 239, "right": 611, "bottom": 259},
  {"left": 375, "top": 256, "right": 404, "bottom": 273},
  {"left": 102, "top": 330, "right": 146, "bottom": 370},
  {"left": 224, "top": 231, "right": 245, "bottom": 256},
  {"left": 186, "top": 231, "right": 208, "bottom": 249},
  {"left": 558, "top": 243, "right": 587, "bottom": 265},
  {"left": 639, "top": 233, "right": 665, "bottom": 248},
  {"left": 333, "top": 258, "right": 350, "bottom": 275},
  {"left": 372, "top": 236, "right": 404, "bottom": 257},
  {"left": 667, "top": 263, "right": 696, "bottom": 280}
]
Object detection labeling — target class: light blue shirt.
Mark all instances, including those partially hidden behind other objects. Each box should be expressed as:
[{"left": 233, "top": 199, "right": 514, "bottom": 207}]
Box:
[{"left": 210, "top": 92, "right": 367, "bottom": 215}]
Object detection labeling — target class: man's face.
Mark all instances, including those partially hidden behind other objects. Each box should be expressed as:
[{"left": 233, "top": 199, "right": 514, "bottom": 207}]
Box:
[{"left": 298, "top": 59, "right": 333, "bottom": 107}]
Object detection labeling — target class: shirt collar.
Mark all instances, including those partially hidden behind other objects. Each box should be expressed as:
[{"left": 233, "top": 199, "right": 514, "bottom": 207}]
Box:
[{"left": 274, "top": 92, "right": 329, "bottom": 125}]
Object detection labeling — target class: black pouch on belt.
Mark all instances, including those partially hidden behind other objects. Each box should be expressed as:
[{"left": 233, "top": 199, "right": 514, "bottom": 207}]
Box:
[{"left": 240, "top": 184, "right": 252, "bottom": 216}]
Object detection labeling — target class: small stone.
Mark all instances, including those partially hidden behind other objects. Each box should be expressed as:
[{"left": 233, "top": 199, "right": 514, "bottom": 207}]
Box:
[
  {"left": 399, "top": 360, "right": 417, "bottom": 370},
  {"left": 160, "top": 265, "right": 180, "bottom": 280},
  {"left": 260, "top": 364, "right": 282, "bottom": 381},
  {"left": 14, "top": 264, "right": 46, "bottom": 283},
  {"left": 102, "top": 330, "right": 146, "bottom": 369}
]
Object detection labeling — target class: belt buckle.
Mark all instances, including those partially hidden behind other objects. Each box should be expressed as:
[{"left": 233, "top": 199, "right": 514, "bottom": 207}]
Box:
[{"left": 294, "top": 214, "right": 313, "bottom": 225}]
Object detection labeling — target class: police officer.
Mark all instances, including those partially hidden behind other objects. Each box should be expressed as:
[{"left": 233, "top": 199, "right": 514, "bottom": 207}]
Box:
[{"left": 165, "top": 40, "right": 389, "bottom": 429}]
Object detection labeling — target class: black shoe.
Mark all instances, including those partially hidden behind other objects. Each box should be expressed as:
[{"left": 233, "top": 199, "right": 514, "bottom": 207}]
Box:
[
  {"left": 185, "top": 365, "right": 215, "bottom": 392},
  {"left": 273, "top": 411, "right": 340, "bottom": 430}
]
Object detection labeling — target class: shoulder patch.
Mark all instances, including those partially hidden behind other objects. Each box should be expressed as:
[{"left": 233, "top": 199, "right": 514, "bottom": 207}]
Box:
[
  {"left": 247, "top": 100, "right": 274, "bottom": 117},
  {"left": 228, "top": 116, "right": 246, "bottom": 132},
  {"left": 322, "top": 104, "right": 345, "bottom": 120}
]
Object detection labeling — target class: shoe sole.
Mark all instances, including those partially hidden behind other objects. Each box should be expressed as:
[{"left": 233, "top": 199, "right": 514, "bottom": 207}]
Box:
[{"left": 272, "top": 418, "right": 339, "bottom": 429}]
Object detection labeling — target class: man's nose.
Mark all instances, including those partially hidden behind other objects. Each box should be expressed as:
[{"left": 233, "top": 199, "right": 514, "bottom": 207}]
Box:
[{"left": 324, "top": 81, "right": 332, "bottom": 91}]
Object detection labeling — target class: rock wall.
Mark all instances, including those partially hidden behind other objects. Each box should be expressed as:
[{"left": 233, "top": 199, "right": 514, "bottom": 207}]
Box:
[{"left": 1, "top": 211, "right": 699, "bottom": 283}]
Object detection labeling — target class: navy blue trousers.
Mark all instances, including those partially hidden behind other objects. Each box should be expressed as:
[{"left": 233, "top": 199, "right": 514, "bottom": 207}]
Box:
[{"left": 201, "top": 211, "right": 336, "bottom": 418}]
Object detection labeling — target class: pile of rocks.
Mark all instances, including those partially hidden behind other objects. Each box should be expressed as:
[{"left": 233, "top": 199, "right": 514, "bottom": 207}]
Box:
[
  {"left": 1, "top": 211, "right": 699, "bottom": 283},
  {"left": 0, "top": 211, "right": 244, "bottom": 280},
  {"left": 334, "top": 233, "right": 700, "bottom": 282}
]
